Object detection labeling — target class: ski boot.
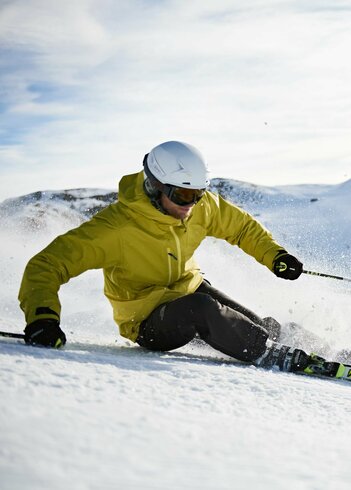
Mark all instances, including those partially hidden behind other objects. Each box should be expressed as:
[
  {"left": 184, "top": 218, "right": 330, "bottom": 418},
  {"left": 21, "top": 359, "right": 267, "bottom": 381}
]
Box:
[{"left": 254, "top": 341, "right": 344, "bottom": 378}]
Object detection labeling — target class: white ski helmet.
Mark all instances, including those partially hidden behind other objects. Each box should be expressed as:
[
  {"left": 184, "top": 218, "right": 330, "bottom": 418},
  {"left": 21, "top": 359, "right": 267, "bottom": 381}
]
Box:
[{"left": 144, "top": 141, "right": 209, "bottom": 189}]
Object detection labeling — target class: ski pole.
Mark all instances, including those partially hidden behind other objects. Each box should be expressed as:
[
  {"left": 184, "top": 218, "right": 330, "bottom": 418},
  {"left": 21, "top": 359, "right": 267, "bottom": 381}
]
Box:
[
  {"left": 0, "top": 330, "right": 25, "bottom": 339},
  {"left": 303, "top": 270, "right": 351, "bottom": 282}
]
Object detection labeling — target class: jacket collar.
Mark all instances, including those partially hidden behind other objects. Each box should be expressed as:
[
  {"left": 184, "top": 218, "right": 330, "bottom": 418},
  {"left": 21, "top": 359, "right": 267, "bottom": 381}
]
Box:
[{"left": 118, "top": 171, "right": 190, "bottom": 226}]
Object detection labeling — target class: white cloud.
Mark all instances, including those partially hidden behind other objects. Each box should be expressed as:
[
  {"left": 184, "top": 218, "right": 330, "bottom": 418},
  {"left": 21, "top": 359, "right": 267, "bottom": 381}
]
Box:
[{"left": 0, "top": 0, "right": 350, "bottom": 201}]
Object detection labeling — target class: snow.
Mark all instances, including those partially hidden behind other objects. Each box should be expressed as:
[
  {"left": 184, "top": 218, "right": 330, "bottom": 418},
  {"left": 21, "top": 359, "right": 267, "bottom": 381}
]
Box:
[{"left": 1, "top": 179, "right": 351, "bottom": 490}]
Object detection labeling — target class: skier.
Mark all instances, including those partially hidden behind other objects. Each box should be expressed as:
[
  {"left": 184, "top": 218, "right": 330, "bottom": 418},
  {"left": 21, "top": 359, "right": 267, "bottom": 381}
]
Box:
[{"left": 18, "top": 141, "right": 327, "bottom": 374}]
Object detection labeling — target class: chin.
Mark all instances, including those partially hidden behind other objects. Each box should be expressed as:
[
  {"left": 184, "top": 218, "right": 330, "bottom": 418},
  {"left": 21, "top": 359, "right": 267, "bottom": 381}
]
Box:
[{"left": 176, "top": 209, "right": 192, "bottom": 219}]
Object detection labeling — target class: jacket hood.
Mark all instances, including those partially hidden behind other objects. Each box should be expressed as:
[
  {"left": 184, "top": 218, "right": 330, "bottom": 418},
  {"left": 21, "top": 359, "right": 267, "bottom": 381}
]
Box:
[{"left": 117, "top": 171, "right": 191, "bottom": 226}]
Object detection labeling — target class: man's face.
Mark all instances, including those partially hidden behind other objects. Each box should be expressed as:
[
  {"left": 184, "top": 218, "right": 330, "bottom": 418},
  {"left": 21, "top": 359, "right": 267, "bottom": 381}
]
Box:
[{"left": 160, "top": 193, "right": 195, "bottom": 220}]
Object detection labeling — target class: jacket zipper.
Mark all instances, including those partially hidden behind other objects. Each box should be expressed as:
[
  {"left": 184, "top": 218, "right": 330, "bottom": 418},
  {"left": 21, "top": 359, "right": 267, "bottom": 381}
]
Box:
[
  {"left": 169, "top": 226, "right": 182, "bottom": 279},
  {"left": 166, "top": 247, "right": 173, "bottom": 284}
]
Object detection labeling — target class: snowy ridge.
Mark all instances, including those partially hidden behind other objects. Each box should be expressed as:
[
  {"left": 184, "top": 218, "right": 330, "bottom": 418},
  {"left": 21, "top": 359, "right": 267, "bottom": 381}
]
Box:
[
  {"left": 2, "top": 178, "right": 345, "bottom": 216},
  {"left": 1, "top": 178, "right": 349, "bottom": 269},
  {"left": 1, "top": 178, "right": 351, "bottom": 490}
]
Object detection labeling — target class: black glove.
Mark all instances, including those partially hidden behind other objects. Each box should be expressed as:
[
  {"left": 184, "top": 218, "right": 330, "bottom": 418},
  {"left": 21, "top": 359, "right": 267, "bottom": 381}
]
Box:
[
  {"left": 273, "top": 251, "right": 303, "bottom": 280},
  {"left": 24, "top": 319, "right": 66, "bottom": 348}
]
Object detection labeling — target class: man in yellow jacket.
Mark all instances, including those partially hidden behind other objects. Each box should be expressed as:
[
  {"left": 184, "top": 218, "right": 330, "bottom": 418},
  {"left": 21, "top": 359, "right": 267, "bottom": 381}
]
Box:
[{"left": 19, "top": 141, "right": 311, "bottom": 372}]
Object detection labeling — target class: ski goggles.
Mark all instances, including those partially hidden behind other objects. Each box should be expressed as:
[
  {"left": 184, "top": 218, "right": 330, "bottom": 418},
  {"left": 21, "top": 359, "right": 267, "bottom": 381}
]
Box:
[{"left": 164, "top": 185, "right": 206, "bottom": 206}]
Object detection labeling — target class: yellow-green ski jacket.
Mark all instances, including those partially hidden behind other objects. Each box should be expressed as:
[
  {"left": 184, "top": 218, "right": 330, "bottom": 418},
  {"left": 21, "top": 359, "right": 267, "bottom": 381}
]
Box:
[{"left": 19, "top": 171, "right": 284, "bottom": 341}]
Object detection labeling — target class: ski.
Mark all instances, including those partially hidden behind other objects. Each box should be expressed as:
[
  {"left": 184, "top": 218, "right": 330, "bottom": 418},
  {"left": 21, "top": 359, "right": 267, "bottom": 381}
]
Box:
[
  {"left": 302, "top": 356, "right": 351, "bottom": 382},
  {"left": 0, "top": 330, "right": 25, "bottom": 339},
  {"left": 335, "top": 364, "right": 351, "bottom": 382}
]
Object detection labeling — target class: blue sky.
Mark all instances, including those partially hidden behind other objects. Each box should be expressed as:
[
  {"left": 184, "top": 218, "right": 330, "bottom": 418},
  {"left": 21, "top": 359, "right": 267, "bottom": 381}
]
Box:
[{"left": 1, "top": 0, "right": 351, "bottom": 201}]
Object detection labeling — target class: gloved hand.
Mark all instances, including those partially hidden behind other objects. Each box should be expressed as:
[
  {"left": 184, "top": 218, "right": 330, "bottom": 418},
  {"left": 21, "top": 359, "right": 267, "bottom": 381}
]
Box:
[
  {"left": 273, "top": 251, "right": 303, "bottom": 280},
  {"left": 24, "top": 319, "right": 66, "bottom": 348}
]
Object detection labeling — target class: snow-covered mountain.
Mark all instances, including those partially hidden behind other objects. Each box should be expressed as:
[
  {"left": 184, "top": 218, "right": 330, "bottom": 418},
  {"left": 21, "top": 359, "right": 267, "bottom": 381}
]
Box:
[
  {"left": 1, "top": 178, "right": 351, "bottom": 490},
  {"left": 1, "top": 177, "right": 350, "bottom": 269},
  {"left": 1, "top": 177, "right": 347, "bottom": 221}
]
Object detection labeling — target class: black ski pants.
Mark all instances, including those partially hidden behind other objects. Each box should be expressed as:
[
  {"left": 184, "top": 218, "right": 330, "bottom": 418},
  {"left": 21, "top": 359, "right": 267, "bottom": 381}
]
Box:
[{"left": 136, "top": 281, "right": 269, "bottom": 362}]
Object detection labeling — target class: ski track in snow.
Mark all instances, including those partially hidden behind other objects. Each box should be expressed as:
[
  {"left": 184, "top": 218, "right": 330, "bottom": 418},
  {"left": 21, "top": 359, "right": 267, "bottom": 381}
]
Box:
[{"left": 1, "top": 181, "right": 351, "bottom": 490}]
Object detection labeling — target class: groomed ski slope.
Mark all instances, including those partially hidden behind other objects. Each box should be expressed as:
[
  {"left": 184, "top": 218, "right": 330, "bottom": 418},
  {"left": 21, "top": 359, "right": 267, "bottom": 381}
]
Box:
[{"left": 1, "top": 180, "right": 351, "bottom": 490}]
